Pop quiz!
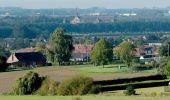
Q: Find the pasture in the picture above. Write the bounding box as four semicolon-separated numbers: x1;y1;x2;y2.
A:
0;64;157;94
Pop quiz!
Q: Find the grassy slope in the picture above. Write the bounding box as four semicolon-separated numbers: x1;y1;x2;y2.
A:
0;96;170;100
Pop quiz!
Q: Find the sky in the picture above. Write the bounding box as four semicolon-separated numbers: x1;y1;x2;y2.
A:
0;0;170;9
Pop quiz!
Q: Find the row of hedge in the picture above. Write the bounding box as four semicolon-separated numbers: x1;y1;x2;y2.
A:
94;74;167;85
101;80;170;91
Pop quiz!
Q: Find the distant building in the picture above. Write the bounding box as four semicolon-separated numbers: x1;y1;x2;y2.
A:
70;16;81;24
119;13;137;16
148;42;162;46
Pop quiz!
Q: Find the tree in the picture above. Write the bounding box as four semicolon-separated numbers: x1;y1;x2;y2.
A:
114;42;135;67
0;55;8;72
36;41;47;56
165;59;170;76
48;28;74;65
159;43;170;57
90;38;113;67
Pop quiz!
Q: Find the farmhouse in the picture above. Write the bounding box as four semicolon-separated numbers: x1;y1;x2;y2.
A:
6;48;46;67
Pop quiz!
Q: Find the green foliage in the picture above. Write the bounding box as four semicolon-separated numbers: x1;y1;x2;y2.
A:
48;28;74;65
36;41;47;56
13;71;45;95
58;76;93;96
37;78;59;96
165;59;170;76
159;45;169;57
90;38;113;66
0;55;8;72
114;42;135;67
123;84;136;96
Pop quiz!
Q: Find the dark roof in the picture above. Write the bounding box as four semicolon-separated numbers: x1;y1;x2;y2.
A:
15;52;46;62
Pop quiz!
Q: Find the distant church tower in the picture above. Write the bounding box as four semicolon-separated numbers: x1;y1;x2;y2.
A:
70;8;81;24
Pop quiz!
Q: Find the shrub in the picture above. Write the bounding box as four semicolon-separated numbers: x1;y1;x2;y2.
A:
89;85;101;94
123;84;136;96
37;78;59;96
13;71;45;95
0;55;8;72
58;76;93;95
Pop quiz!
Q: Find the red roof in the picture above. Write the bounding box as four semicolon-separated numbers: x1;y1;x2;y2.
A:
73;44;94;54
134;45;158;56
15;47;37;53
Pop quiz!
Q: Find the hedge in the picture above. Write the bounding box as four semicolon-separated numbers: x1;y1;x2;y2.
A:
94;74;167;85
101;79;170;91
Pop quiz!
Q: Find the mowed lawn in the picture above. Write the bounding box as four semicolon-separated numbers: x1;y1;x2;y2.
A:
1;96;170;100
0;64;157;94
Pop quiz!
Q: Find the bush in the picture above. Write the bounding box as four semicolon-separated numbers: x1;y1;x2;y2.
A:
0;55;8;72
58;76;93;95
123;84;136;96
37;78;59;96
13;71;45;95
89;85;101;94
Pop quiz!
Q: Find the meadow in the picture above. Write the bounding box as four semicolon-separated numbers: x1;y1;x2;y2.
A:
0;64;157;94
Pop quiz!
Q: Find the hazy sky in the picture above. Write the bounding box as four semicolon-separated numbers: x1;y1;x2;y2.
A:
0;0;170;9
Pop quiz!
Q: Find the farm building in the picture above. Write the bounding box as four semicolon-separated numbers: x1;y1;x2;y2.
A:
7;48;46;67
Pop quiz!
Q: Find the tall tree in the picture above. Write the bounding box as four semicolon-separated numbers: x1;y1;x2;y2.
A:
36;42;47;56
90;38;113;67
48;28;74;65
114;42;135;67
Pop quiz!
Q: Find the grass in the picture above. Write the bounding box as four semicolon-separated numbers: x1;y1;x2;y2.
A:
68;64;157;76
1;96;170;100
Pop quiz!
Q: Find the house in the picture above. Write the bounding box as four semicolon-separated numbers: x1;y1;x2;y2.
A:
7;48;46;67
70;44;94;61
135;45;159;64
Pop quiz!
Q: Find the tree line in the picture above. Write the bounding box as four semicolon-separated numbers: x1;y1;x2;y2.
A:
2;21;170;38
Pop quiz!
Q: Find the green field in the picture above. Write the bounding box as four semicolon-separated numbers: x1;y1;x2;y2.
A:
1;96;170;100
